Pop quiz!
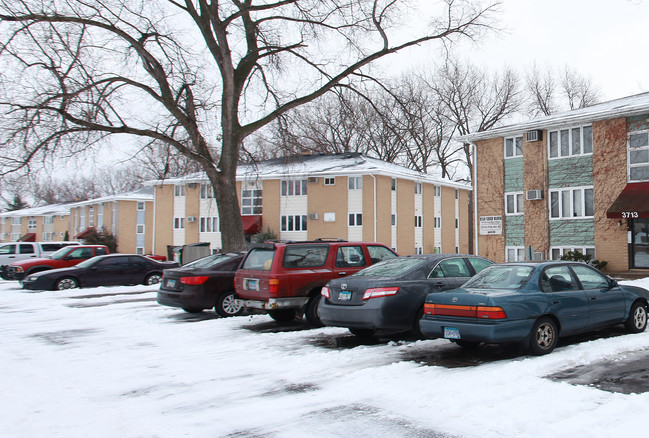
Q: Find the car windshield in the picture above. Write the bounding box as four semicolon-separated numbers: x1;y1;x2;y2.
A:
75;257;100;268
463;265;534;290
183;254;232;269
352;257;425;277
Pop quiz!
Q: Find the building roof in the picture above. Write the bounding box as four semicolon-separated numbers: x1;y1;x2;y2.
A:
0;203;71;218
460;91;649;143
148;153;471;190
67;186;154;208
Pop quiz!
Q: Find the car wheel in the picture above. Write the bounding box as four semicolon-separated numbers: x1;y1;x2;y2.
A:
268;309;297;323
215;291;244;317
624;301;648;333
528;317;558;355
144;273;162;285
349;328;376;338
56;277;79;291
454;340;481;349
304;294;324;327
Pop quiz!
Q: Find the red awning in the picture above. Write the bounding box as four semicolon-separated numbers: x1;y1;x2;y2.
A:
19;233;36;242
241;215;262;234
607;182;649;218
74;227;96;239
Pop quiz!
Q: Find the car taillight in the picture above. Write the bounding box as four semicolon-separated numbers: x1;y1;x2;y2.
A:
180;276;209;285
321;286;331;299
269;278;279;296
362;287;399;300
423;303;507;319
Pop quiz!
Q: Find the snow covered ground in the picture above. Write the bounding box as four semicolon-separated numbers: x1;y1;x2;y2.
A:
2;278;649;438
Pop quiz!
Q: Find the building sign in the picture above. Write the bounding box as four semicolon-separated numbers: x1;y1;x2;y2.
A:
479;216;502;235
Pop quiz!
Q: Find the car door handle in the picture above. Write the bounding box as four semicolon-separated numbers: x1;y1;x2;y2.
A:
590;297;597;300
552;301;560;304
338;272;347;276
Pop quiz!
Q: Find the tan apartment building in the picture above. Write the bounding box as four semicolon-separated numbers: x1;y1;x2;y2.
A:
0;204;70;242
462;91;649;273
148;153;471;256
68;187;155;254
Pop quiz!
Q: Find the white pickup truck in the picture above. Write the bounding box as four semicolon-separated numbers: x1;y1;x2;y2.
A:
0;241;80;278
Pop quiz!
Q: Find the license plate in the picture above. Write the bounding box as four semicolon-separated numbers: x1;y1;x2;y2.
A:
244;278;259;291
444;327;461;339
166;279;176;288
338;291;352;301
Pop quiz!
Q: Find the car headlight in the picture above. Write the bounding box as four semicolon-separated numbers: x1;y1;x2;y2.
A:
15;267;24;273
27;276;38;281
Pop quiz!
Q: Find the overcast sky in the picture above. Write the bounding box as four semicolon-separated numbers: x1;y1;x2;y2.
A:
454;0;649;101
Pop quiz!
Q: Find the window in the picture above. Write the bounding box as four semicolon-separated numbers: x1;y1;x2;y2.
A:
455;218;459;229
174;185;185;197
415;247;423;254
505;192;525;215
434;186;441;197
0;244;16;255
415;183;422;194
391;214;396;226
43;216;54;225
541;266;578;293
549;125;592;159
88;207;94;227
324;177;335;186
434;217;441;228
136;247;144;255
137;202;145;211
550;247;595;260
19;244;34;254
571;264;609;289
200;217;220;233
366;246;397;263
391;179;396;191
467;257;494;274
281;215;307;232
27;219;37;229
136;224;145;234
506;246;526;262
283;245;328;268
11;217;21;225
241;189;262;215
415;216;422;228
429;258;471;278
200;183;215;199
455;189;459;199
174;218;185;229
335;246;366;267
628;131;649;182
549;187;594;218
505;135;523;158
281;180;307;196
348;176;363;190
348;213;362;227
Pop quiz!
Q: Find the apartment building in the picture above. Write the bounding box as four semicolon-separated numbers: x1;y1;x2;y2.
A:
463;91;649;272
0;204;70;242
149;153;471;256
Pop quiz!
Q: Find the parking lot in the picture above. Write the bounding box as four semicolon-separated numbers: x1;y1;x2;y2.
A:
2;279;649;437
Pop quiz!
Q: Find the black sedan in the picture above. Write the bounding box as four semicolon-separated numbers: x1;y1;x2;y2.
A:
419;261;649;355
318;254;493;337
22;254;179;291
157;252;245;316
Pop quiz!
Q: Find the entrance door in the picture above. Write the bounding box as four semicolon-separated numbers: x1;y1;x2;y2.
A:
631;218;649;268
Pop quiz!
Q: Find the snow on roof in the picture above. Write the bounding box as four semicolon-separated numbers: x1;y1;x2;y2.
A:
0;203;71;218
67;186;154;208
460;91;649;143
148;153;471;190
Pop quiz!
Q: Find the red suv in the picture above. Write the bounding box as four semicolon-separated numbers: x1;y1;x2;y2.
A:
235;239;397;324
6;245;109;282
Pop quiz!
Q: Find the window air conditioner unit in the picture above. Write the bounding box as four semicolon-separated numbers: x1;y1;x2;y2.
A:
308;213;319;220
187;183;197;188
526;190;543;201
187;216;197;222
307;177;319;184
525;130;543;142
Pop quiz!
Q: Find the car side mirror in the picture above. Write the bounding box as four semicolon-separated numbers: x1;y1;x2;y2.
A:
609;279;618;288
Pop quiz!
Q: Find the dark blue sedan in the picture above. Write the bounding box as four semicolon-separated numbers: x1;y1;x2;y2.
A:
419;261;649;355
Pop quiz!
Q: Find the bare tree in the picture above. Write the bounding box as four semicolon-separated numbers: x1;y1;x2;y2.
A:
525;64;556;117
560;65;601;110
0;0;499;251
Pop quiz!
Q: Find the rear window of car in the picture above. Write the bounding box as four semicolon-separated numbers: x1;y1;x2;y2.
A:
464;265;534;290
40;243;67;252
353;257;425;277
242;248;275;271
185;254;231;269
283;245;329;268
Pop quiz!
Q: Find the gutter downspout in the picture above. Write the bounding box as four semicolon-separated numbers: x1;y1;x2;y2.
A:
472;143;479;256
370;174;377;242
152;187;157;255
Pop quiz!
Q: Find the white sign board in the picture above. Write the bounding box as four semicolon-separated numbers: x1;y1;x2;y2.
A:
479;216;503;235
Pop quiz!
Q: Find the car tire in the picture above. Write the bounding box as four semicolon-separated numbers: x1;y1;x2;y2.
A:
304;294;324;327
144;273;162;285
215;291;244;317
624;301;648;333
349;328;376;338
268;309;297;323
56;277;79;291
528;317;558;355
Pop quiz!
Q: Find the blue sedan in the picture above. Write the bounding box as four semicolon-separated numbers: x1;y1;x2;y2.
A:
419;261;649;355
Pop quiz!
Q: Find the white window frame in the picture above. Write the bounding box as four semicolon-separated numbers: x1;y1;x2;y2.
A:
505;192;525;216
281;215;307;231
136;224;145;234
548;125;593;159
434;185;441;197
27;219;37;229
324;177;336;186
200;183;215;199
551;246;595;260
136;247;145;255
506;246;526;262
628;130;649;182
414;215;422;228
241;189;262;215
281;180;307;196
414;183;422;194
391;214;396;226
434;217;441;228
11;217;21;225
504;135;523;158
348;213;363;227
43;216;54;225
174;184;185;197
137;202;145;211
174;217;185;229
200;217;219;233
348;176;363;190
549;186;594;219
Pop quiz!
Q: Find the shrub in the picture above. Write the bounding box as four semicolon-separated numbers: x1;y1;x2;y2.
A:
559;250;608;271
